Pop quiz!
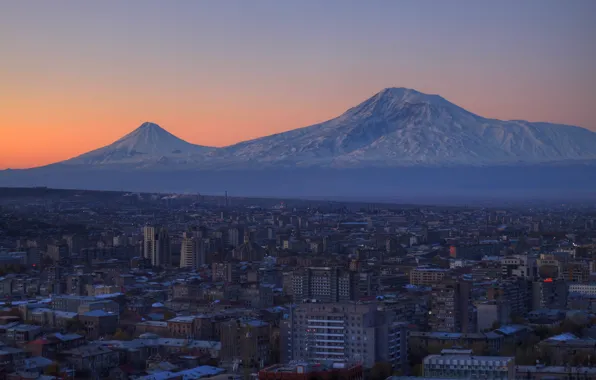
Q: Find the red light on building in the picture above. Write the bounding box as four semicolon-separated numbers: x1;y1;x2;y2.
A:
544;278;553;282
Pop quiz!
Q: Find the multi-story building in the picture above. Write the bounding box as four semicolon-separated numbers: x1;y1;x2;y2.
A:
47;243;69;263
538;334;596;366
212;262;240;283
531;278;568;310
258;361;363;380
143;226;171;267
281;303;408;370
562;261;591;283
423;349;514;380
429;278;475;333
179;233;205;270
292;267;355;303
52;295;120;314
227;226;245;248
515;365;596;380
168;316;196;338
410;332;504;356
79;310;119;340
488;277;531;317
501;255;538;280
220;319;271;367
409;267;448;286
476;300;510;332
569;283;596;296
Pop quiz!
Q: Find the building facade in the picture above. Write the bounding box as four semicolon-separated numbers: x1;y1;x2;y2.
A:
281;303;408;370
423;350;514;380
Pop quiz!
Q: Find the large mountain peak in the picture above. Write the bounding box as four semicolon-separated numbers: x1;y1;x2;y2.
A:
225;87;596;167
341;87;457;122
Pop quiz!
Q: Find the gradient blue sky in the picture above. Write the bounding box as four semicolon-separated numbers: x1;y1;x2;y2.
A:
1;0;595;168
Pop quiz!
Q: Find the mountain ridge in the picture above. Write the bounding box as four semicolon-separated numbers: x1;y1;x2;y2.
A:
2;83;596;202
13;87;596;169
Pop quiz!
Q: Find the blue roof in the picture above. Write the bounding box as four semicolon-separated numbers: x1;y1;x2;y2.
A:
83;310;116;317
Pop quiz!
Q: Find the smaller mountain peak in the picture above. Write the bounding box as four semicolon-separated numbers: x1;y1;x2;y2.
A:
138;122;163;130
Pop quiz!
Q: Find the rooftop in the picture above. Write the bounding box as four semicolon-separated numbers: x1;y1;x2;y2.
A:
135;365;224;380
261;361;360;374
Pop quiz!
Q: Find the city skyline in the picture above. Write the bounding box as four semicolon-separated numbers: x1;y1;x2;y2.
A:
1;0;595;169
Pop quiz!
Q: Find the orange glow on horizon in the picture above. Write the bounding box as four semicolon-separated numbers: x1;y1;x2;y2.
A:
2;1;594;170
2;85;594;170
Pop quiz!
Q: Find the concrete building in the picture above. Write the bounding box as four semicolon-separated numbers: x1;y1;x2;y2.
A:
292;267;355;303
531;279;568;310
281;303;408;370
79;310;119;340
429;278;475;333
409;267;448;286
514;365;596;380
227;226;245;248
258;362;363;380
220;319;271;368
476;301;510;332
488;278;531;317
423;349;514;379
569;283;596;296
143;226;171;267
180;233;205;270
501;255;538;281
410;332;504;356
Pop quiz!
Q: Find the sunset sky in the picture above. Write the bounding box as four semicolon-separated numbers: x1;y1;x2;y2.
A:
1;0;595;169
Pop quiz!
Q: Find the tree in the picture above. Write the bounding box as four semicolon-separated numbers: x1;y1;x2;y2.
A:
370;362;393;380
65;319;85;333
553;319;583;336
510;312;526;325
411;364;424;377
113;328;132;341
163;310;176;320
44;362;60;376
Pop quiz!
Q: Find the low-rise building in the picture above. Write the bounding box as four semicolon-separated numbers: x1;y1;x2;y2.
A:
79;310;119;339
259;361;363;380
423;349;514;379
63;344;119;373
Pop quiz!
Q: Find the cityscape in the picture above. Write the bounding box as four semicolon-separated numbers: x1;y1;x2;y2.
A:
0;188;595;379
1;1;595;380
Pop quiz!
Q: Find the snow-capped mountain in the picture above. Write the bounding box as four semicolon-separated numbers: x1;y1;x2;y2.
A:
3;89;596;200
65;122;213;166
45;88;596;169
219;88;596;167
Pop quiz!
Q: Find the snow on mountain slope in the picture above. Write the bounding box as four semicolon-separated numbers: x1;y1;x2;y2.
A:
220;88;596;167
58;89;596;169
65;122;214;166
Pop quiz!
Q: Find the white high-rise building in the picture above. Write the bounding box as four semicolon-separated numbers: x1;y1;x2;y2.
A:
281;303;408;370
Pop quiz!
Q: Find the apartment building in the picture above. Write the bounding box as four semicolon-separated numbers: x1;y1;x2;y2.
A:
429;278;475;333
569;283;596;296
281;302;408;370
292;267;355;303
409;267;447;286
423;349;514;380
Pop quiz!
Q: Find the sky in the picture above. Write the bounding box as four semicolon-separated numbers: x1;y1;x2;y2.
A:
1;0;595;169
